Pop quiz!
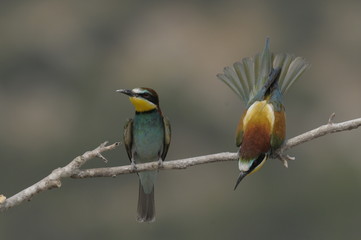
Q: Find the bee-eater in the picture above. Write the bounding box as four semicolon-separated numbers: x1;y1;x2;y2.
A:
117;87;171;222
217;38;309;189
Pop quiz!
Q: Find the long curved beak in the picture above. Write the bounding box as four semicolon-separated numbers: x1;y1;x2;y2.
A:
116;89;133;96
234;171;247;190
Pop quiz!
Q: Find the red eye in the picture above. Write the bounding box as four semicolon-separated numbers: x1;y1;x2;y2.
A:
142;93;151;98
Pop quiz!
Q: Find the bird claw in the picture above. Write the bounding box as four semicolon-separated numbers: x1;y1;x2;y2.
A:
157;159;164;168
277;154;295;168
131;161;137;171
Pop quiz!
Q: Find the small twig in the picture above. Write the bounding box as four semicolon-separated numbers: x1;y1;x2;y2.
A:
279;117;361;152
328;112;336;124
0;195;6;204
273;115;361;165
0;142;120;211
97;153;109;163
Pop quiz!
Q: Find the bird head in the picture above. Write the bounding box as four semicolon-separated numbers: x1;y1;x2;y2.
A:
116;87;159;112
234;153;268;190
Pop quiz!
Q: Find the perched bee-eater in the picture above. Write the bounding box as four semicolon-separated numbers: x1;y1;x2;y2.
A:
117;87;171;222
217;38;309;189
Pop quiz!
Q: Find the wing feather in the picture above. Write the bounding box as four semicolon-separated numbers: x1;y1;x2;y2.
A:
161;116;171;161
123;118;133;161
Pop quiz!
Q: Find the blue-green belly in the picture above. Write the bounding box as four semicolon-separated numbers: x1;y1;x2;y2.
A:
133;111;164;193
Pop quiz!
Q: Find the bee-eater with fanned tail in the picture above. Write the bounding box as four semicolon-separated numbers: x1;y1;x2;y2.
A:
117;87;171;222
217;38;309;189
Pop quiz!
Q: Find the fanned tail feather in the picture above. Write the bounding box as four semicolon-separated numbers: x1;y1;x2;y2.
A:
273;54;309;94
217;37;309;105
217;66;247;102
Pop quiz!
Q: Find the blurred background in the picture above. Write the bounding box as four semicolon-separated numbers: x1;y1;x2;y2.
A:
1;0;361;239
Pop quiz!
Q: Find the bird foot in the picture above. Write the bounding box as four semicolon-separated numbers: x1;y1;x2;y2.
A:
157;159;164;168
131;161;137;171
277;154;295;168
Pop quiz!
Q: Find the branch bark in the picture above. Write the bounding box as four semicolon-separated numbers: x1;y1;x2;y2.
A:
0;142;120;211
1;115;360;211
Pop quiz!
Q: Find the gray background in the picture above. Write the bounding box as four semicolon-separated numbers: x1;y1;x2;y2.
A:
1;1;361;239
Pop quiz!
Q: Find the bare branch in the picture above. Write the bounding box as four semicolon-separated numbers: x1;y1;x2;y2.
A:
0;142;120;211
278;116;361;152
72;116;361;178
273;115;361;166
71;152;238;178
1;116;361;211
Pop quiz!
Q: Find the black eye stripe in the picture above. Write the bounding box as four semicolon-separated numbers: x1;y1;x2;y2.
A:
132;88;159;105
140;93;151;99
137;92;158;105
248;153;265;173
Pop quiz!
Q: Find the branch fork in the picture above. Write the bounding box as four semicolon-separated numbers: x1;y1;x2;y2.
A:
0;141;120;211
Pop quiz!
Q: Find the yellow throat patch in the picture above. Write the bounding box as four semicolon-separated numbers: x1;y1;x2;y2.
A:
129;97;157;112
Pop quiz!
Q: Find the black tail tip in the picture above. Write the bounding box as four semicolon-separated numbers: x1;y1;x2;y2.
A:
234;171;247;190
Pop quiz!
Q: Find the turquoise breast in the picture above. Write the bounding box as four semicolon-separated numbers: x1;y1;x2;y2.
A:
133;110;164;163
